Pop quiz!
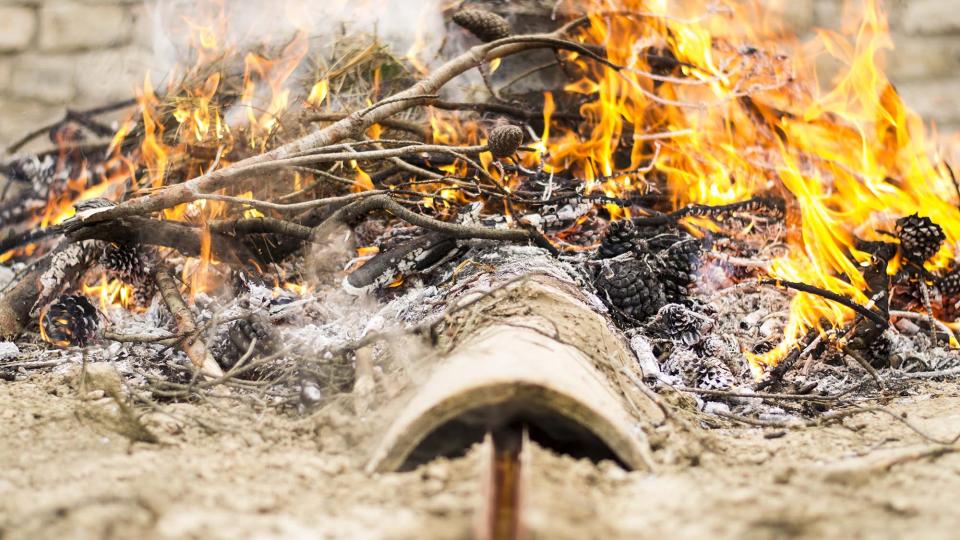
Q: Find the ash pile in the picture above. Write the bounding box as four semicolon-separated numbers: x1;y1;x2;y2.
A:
0;1;959;429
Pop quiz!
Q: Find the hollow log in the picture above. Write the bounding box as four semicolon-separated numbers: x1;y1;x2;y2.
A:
367;275;658;473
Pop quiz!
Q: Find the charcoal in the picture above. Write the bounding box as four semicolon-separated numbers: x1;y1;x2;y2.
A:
644;47;680;75
41;295;99;347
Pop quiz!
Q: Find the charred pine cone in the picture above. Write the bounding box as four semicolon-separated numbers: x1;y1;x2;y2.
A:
939;268;960;298
41;295;99;347
211;313;280;373
848;243;894;368
597;219;679;259
662;347;735;391
649;303;707;346
597;219;702;306
896;213;945;265
100;243;156;305
594;258;666;323
452;8;511;42
657;236;702;304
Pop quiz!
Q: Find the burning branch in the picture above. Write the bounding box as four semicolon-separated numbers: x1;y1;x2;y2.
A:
66;23;607;223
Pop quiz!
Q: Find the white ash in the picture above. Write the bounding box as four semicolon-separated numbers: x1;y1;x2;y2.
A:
0;342;19;360
0;266;16;290
701;401;731;416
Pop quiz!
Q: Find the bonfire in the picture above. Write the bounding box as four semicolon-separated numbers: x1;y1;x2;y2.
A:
3;0;960;538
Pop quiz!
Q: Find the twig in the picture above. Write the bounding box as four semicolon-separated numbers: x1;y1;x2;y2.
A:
102;330;180;344
843;348;885;390
152;265;223;378
675;386;841;402
6;98;138;154
309;113;431;140
892;366;960;380
313;194;558;254
760;279;888;328
65;216;258;265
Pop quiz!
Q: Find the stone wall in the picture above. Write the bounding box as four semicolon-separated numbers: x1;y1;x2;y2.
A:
0;0;152;147
0;0;957;148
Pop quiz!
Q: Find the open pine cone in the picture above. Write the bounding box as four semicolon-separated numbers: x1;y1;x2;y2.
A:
41;295;99;347
896;213;945;264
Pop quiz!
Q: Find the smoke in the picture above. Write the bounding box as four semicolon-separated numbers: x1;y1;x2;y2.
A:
147;0;448;78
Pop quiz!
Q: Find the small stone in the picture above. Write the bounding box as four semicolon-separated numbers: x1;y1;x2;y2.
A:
77;362;122;397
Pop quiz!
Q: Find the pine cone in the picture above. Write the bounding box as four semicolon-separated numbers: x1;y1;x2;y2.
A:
211;313;280;372
594;258;666;323
42;295;99;347
487;124;523;158
597;219;691;259
939;268;960;297
658;236;702;303
662;347;734;390
452;8;511;42
699;335;747;378
101;243;155;305
693;356;735;390
652;303;704;346
101;243;145;282
597;220;643;259
896;214;945;264
866;334;892;369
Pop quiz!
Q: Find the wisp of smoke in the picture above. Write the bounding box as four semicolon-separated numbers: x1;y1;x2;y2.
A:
147;0;447;77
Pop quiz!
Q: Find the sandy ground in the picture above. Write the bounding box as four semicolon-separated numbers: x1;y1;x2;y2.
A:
2;372;960;540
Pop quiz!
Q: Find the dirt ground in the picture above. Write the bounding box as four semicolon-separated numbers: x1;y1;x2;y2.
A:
2;371;960;540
